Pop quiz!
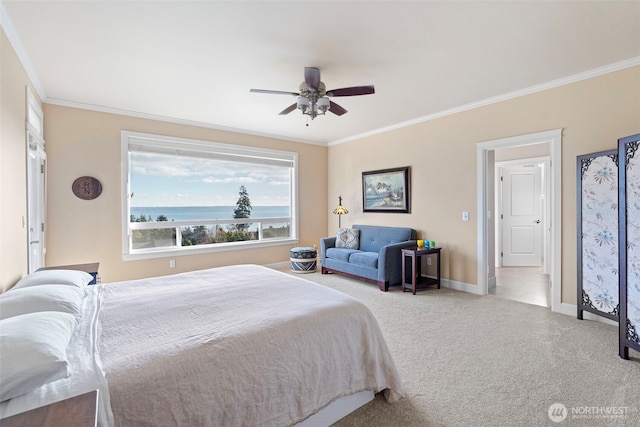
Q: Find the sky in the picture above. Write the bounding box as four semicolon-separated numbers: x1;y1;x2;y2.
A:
130;152;291;207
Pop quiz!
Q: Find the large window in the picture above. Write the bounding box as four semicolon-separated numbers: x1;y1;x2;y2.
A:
121;131;298;260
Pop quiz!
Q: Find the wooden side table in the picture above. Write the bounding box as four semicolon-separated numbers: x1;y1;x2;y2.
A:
38;262;100;285
401;247;441;294
0;390;98;427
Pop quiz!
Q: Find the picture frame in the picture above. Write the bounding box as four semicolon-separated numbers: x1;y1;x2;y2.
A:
362;166;410;213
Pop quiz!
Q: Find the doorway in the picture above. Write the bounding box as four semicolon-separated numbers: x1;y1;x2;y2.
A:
490;266;550;307
476;129;562;312
26;88;46;273
491;157;551;307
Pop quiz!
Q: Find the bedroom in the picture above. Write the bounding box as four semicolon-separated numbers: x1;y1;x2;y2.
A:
1;1;640;425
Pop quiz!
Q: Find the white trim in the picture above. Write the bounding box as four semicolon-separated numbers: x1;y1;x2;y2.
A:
26;89;44;137
265;261;291;270
2;0;637;149
329;57;640;146
558;303;618;327
123;238;299;262
25;87;47;273
123;130;297;166
121;131;299;260
49;99;325;147
3;0;636;152
494;156;550;167
441;278;484;295
0;3;47;100
477;129;563;313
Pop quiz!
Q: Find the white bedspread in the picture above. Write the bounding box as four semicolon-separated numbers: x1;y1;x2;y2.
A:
98;264;403;426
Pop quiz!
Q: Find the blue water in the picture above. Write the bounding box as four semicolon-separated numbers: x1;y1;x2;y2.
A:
131;206;290;221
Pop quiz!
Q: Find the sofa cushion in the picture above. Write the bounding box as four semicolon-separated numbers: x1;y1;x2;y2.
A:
326;248;359;262
349;251;378;269
355;225;414;253
335;228;360;249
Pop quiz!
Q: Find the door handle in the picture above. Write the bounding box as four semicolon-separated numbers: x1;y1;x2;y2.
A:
29;240;40;244
534;220;541;224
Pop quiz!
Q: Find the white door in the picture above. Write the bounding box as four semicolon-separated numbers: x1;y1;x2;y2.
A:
27;130;46;273
501;165;542;266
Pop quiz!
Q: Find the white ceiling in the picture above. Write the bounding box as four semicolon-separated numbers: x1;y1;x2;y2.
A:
2;1;639;145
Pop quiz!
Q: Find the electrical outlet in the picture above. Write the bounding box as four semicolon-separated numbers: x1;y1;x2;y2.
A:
169;259;176;268
426;258;432;266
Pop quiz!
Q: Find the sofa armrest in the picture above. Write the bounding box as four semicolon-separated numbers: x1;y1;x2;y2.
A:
320;236;337;263
378;240;416;285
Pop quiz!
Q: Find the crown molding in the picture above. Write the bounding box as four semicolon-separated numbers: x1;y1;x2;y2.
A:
46;99;326;146
3;1;637;148
329;57;640;146
0;1;47;100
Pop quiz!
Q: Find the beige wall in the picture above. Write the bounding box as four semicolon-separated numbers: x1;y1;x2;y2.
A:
0;28;41;292
42;105;328;282
328;66;640;304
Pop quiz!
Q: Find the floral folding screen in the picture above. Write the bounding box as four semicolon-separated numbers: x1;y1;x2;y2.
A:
618;133;640;359
577;149;619;322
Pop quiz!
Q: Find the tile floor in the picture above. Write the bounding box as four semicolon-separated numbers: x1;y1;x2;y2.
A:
490;266;550;308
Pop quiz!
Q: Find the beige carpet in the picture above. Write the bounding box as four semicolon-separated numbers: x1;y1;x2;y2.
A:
273;266;640;427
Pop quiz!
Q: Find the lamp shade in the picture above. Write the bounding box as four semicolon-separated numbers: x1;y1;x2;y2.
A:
333;205;349;215
333;196;348;228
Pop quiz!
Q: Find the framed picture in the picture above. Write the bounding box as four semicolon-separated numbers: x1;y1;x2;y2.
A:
362;166;410;213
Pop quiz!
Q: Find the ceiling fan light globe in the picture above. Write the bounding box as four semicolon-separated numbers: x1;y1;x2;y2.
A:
317;97;330;114
296;96;309;112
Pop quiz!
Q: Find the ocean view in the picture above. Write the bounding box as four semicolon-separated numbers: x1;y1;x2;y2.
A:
130;205;290;222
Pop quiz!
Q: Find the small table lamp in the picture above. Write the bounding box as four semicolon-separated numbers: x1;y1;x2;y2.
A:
333;196;349;228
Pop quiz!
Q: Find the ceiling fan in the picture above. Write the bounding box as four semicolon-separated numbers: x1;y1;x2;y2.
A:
250;67;375;120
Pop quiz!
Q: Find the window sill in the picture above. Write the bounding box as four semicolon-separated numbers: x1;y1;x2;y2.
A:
123;238;299;261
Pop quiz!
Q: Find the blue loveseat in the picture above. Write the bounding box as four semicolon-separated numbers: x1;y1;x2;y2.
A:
320;224;416;291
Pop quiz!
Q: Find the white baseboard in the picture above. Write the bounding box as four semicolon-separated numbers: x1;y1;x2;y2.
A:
273;264;617;328
440;277;484;295
434;277;617;327
558;302;618;326
265;261;290;270
488;275;496;290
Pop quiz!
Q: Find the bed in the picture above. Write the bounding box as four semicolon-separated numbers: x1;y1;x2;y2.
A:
0;264;404;426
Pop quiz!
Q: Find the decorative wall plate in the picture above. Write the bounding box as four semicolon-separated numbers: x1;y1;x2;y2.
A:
72;176;102;200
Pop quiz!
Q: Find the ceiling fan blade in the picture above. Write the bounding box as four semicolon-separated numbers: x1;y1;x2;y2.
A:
326;85;375;97
250;89;299;96
329;101;347;116
278;103;297;115
304;67;321;91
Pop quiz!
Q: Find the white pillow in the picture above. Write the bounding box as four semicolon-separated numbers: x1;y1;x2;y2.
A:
0;311;78;401
0;285;85;320
336;228;360;249
11;269;93;291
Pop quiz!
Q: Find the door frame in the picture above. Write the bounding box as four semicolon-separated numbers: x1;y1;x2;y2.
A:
477;129;562;312
495;157;550;271
26;87;46;273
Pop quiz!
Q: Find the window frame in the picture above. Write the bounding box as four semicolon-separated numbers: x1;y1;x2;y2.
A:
121;131;299;261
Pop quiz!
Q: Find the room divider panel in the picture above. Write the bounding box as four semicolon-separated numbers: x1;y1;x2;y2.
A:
618;133;640;359
577;149;620;322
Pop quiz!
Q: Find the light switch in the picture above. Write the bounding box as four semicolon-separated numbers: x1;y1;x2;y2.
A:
462;211;469;222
